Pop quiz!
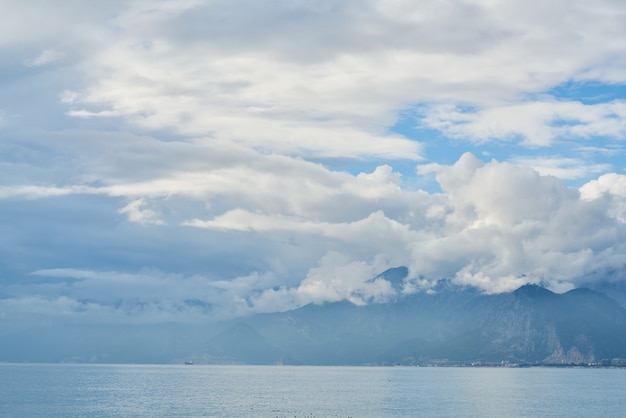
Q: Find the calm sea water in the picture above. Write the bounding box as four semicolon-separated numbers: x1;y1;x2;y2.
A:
1;364;625;417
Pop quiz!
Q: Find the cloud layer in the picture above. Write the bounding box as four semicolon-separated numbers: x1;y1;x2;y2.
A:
4;153;626;322
1;0;626;324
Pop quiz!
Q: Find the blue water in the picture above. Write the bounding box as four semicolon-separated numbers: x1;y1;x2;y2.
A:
1;364;625;417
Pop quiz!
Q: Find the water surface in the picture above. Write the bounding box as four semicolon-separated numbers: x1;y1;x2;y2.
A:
1;364;624;417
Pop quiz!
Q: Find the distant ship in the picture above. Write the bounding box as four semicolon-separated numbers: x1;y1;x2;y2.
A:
184;361;193;365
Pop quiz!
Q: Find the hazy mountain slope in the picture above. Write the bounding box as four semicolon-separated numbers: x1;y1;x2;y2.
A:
199;284;626;365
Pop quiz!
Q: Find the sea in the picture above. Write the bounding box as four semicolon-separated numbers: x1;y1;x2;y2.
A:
1;363;625;417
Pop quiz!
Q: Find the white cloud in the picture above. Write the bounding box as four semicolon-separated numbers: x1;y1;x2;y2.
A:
53;0;626;158
580;173;626;200
419;100;626;146
510;156;612;180
250;252;396;312
0;185;98;199
580;173;626;222
185;210;411;242
118;199;165;225
294;252;395;306
24;49;65;67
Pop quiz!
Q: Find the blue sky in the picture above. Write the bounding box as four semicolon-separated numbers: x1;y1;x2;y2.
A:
2;0;626;325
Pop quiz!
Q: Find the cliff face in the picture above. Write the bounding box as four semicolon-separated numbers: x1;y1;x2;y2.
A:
468;285;626;363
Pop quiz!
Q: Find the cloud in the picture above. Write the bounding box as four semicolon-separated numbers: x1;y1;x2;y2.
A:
295;252;395;305
4;151;626;319
510;156;612;180
418;100;626;146
407;153;626;292
249;252;397;312
0;185;98;199
24;49;65;67
212;153;626;304
3;0;626;327
19;268;241;321
580;173;626;222
185;209;412;243
118;199;165;225
580;173;626;200
56;0;626;158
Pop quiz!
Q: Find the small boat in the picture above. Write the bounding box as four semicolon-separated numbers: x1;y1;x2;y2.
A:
184;361;193;365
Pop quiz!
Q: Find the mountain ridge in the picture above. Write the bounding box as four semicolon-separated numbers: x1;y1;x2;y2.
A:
208;282;626;366
3;275;626;365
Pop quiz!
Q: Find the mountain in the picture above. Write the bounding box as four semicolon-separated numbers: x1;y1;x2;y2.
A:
4;270;626;365
198;283;626;366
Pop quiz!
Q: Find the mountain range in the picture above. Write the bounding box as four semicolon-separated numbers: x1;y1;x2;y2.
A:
198;269;626;366
3;267;626;365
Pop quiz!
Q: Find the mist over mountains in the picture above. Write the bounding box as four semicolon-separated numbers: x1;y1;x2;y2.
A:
3;267;626;366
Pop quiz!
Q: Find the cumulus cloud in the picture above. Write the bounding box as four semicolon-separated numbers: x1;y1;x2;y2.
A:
580;173;626;223
408;154;626;293
211;153;626;303
581;173;626;200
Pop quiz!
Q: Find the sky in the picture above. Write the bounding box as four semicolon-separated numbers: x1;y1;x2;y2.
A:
2;0;626;327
